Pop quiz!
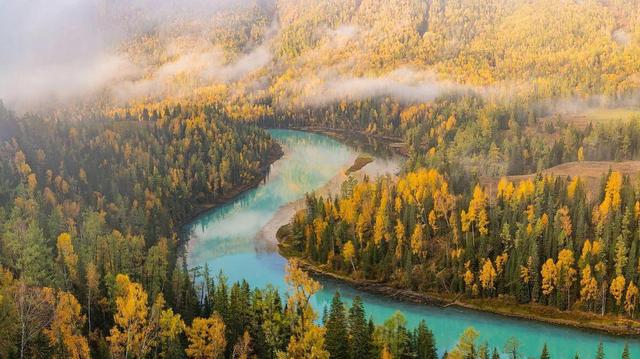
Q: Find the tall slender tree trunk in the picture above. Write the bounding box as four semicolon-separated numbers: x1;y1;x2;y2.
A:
601;280;607;316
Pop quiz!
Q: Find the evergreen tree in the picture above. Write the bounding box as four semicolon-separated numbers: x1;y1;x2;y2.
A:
596;342;605;359
540;343;550;359
413;320;438;359
325;292;349;359
368;319;378;359
621;343;629;359
348;296;373;359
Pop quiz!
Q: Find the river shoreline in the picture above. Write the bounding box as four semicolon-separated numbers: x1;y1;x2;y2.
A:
277;224;640;337
179;142;284;230
290;126;409;157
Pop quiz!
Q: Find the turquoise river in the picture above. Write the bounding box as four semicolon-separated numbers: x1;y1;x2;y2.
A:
186;129;639;358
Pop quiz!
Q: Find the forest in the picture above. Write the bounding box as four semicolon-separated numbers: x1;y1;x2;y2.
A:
0;103;281;357
284;168;640;321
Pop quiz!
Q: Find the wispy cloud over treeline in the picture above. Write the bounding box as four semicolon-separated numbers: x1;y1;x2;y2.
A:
0;0;273;110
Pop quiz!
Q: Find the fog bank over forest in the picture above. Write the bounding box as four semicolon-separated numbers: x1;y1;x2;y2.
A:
1;0;638;112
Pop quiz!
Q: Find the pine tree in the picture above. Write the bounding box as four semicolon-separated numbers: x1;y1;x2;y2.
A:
348;296;373;359
368;319;378;358
540;343;550;359
621;343;629;359
414;320;437;359
595;342;605;359
325;292;349;359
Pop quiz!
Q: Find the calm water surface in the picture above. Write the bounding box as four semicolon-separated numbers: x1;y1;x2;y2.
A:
187;129;639;358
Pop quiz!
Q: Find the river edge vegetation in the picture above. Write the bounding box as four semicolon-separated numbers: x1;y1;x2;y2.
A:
279;167;640;336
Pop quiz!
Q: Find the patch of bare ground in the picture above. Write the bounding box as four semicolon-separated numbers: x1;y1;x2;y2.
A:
482;161;640;199
540;107;640;131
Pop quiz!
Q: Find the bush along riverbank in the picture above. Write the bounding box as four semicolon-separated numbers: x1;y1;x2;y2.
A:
276;167;640;336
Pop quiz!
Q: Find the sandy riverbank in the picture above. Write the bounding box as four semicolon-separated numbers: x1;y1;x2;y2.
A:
255;151;401;245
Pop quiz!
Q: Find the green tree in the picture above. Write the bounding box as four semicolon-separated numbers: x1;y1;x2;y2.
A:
540;343;550;359
414;320;437;359
348;296;373;359
595;342;605;359
621;343;629;359
376;311;410;359
325;292;349;359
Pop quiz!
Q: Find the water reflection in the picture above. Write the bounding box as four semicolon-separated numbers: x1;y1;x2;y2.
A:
187;129;354;264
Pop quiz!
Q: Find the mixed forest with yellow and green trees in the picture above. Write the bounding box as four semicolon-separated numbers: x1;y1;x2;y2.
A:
1;0;640;358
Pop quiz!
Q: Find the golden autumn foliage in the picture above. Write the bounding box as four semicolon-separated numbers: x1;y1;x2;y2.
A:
556;250;577;290
598;171;623;219
479;259;497;292
343;241;356;272
461;185;489;236
541;259;557;296
56;233;78;284
610;275;626;306
108;274;154;358
496;178;514;201
579;265;598;305
567;177;581;200
577;147;584;162
291;164;640;319
3;2;640;353
410;225;425;258
281;260;329;359
45;291;90;359
186;315;226;359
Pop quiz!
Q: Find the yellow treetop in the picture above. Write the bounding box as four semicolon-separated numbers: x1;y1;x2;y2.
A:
567;177;581;200
45;291;90;359
108;274;153;358
610;275;626;306
479;259;497;292
410;224;425;258
497;178;514;201
343;241;356;272
579;265;598;304
514;179;535;202
577;146;584;162
56;233;79;283
186;315;226;359
599;171;623;219
541;258;557;296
